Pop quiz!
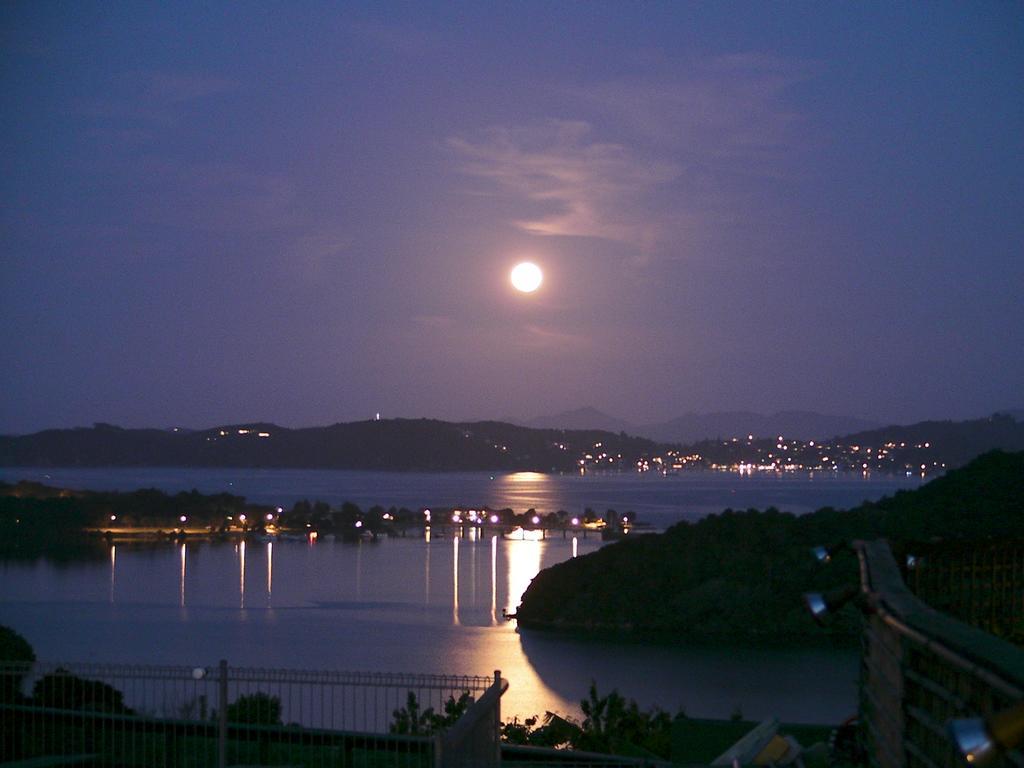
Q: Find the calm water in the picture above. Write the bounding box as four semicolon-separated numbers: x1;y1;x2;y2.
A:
0;466;923;529
0;467;923;724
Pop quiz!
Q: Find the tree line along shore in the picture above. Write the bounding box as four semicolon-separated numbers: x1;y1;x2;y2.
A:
0;480;635;559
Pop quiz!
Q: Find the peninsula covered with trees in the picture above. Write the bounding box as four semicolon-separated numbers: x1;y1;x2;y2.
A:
515;450;1024;640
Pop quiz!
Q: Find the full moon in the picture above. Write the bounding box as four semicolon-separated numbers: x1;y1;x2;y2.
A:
510;262;543;293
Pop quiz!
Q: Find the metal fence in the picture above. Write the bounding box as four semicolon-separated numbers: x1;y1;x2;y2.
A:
856;539;1024;768
0;659;498;767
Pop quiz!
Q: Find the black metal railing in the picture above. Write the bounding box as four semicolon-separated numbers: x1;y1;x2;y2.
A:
0;659;498;767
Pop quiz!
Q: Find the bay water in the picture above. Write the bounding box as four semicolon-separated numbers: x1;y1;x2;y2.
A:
0;467;922;724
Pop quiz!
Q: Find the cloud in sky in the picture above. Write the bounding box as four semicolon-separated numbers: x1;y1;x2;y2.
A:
579;54;813;161
449;54;813;255
449;120;679;247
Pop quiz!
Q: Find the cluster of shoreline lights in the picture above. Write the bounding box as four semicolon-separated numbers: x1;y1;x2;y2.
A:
618;435;944;477
424;508;619;532
124;507;285;533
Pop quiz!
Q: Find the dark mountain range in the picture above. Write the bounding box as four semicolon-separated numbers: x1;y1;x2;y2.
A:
2;414;1020;474
0;419;661;473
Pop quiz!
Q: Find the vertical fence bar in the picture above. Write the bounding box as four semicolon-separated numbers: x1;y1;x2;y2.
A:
218;659;228;768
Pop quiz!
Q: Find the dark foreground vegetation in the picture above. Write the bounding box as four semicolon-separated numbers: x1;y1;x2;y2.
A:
516;450;1024;640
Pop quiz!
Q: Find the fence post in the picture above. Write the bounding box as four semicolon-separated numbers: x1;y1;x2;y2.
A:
218;659;228;768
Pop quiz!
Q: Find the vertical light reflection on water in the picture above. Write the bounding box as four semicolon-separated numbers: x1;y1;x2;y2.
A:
572;536;578;558
490;535;497;625
109;545;116;603
266;541;273;604
424;529;431;606
239;539;246;609
179;542;187;608
470;532;477;607
452;535;460;626
506;539;543;616
356;542;362;599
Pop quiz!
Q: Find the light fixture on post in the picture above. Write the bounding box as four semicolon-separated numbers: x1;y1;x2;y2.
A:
948;701;1024;765
803;585;862;626
811;542;851;565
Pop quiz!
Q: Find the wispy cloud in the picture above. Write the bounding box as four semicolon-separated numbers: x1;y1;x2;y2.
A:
450;120;679;247
449;53;814;257
578;54;814;173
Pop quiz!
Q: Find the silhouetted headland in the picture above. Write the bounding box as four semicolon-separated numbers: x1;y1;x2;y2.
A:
514;450;1024;641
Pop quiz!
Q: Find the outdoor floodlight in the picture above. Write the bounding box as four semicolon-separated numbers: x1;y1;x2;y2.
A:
803;585;861;626
805;592;829;622
811;542;850;564
949;702;1024;765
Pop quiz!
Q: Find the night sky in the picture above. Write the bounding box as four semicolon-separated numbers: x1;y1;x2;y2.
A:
2;3;1022;435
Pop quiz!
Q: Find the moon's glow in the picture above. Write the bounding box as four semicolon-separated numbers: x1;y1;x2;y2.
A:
510;262;543;293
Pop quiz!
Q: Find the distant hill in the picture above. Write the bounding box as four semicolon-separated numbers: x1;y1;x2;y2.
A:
2;414;1020;474
833;415;1024;467
0;419;662;473
638;410;882;443
525;407;633;434
516;450;1024;639
524;407;881;442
